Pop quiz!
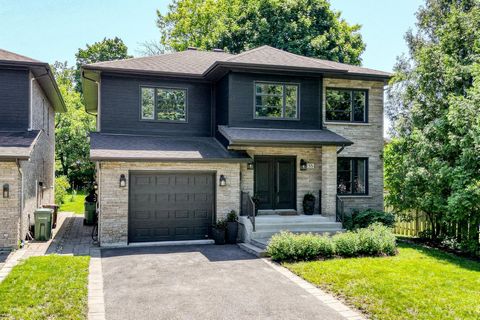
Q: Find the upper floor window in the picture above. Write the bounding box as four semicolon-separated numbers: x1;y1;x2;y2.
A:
326;88;367;123
337;157;368;195
141;87;187;122
254;82;299;120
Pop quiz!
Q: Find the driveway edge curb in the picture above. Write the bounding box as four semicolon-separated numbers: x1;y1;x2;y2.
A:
88;248;106;320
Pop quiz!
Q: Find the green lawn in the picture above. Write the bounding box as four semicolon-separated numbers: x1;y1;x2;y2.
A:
59;191;85;214
285;242;480;320
0;255;90;320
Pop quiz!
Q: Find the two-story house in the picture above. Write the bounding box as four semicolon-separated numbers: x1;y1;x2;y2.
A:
82;46;390;247
0;49;65;249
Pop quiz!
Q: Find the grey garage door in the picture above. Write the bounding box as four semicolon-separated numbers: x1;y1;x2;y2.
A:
129;172;215;242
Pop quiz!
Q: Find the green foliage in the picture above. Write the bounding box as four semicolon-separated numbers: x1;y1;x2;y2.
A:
356;223;397;256
344;209;395;230
267;224;396;261
332;232;359;257
59;191;86;214
53;62;96;188
155;0;365;64
55;176;70;205
226;210;238;222
267;232;334;261
75;37;132;92
214;218;227;229
385;0;480;255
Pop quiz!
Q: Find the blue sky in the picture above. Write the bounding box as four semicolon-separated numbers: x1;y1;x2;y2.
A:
0;0;423;72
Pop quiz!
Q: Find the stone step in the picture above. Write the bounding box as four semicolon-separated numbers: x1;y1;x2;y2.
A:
250;238;268;249
237;243;267;257
255;222;342;231
251;229;343;240
255;215;335;224
257;209;297;216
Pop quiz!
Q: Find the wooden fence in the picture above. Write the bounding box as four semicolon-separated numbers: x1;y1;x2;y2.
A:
393;212;430;237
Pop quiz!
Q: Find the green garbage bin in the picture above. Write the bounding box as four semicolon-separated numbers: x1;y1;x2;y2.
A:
84;202;96;225
34;208;53;241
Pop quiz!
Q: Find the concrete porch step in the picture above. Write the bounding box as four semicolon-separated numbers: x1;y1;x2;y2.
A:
254;223;343;232
237;243;267;257
251;229;343;240
255;215;335;224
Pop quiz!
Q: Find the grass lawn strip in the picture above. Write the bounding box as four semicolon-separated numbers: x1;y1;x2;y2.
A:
0;255;90;320
60;191;86;214
284;242;480;320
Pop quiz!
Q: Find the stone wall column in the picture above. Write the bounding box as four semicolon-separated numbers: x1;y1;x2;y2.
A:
321;146;337;216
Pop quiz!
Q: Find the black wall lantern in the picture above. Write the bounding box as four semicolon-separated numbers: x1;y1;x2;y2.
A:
219;175;227;186
119;174;127;188
3;184;9;198
247;162;254;170
300;159;307;171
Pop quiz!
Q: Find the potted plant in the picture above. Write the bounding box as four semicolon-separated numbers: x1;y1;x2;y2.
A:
303;192;316;215
212;219;227;245
226;210;238;244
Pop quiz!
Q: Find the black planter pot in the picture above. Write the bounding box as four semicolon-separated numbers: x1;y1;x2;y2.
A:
303;199;315;215
226;221;238;244
212;227;226;245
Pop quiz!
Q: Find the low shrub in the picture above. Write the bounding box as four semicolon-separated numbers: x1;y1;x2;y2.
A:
267;224;397;261
345;209;395;230
267;232;334;261
357;223;397;256
332;232;360;257
55;176;70;205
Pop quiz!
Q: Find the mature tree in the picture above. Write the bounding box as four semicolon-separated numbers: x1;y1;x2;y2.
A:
154;0;365;64
75;37;132;92
385;0;480;254
53;62;96;188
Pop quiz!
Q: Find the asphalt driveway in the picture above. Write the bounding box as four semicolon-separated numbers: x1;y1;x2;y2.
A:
101;245;345;320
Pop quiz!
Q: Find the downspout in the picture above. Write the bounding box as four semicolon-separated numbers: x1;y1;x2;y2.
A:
82;71;101;130
16;159;25;245
29;71;49;131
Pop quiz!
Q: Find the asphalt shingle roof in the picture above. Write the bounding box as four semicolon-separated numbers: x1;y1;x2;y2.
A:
218;126;353;147
83;45;391;79
0;131;41;160
90;132;251;162
0;49;41;64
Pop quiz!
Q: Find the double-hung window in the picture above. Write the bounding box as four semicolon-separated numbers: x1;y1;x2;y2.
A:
254;82;299;119
141;87;187;122
337;158;368;195
326;88;367;123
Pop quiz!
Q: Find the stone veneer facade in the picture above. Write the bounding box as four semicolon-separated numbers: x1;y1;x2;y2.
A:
96;161;241;246
323;78;385;212
0;77;55;249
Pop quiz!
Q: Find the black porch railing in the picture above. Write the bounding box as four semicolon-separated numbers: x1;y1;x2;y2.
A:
241;191;256;232
336;195;345;225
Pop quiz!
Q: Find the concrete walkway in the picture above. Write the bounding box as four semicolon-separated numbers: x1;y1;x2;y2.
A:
101;245;362;320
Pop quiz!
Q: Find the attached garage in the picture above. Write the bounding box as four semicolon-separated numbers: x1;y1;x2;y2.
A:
128;172;215;243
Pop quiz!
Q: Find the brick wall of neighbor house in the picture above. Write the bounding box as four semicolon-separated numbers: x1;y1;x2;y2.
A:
19;78;56;241
97;161;241;246
0;162;21;249
322;78;385;212
238;146;324;214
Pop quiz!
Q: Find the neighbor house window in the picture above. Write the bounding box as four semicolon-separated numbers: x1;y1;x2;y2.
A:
326;88;367;122
337;158;368;195
255;82;299;119
141;87;187;122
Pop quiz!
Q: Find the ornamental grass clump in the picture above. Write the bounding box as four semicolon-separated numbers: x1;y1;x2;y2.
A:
267;223;397;261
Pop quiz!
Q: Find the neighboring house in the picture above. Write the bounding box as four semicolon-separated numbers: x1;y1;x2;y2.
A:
82;45;390;247
0;49;66;250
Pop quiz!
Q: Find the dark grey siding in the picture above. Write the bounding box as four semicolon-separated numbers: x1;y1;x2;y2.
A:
215;75;229;127
0;68;29;130
228;72;322;129
100;74;212;136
